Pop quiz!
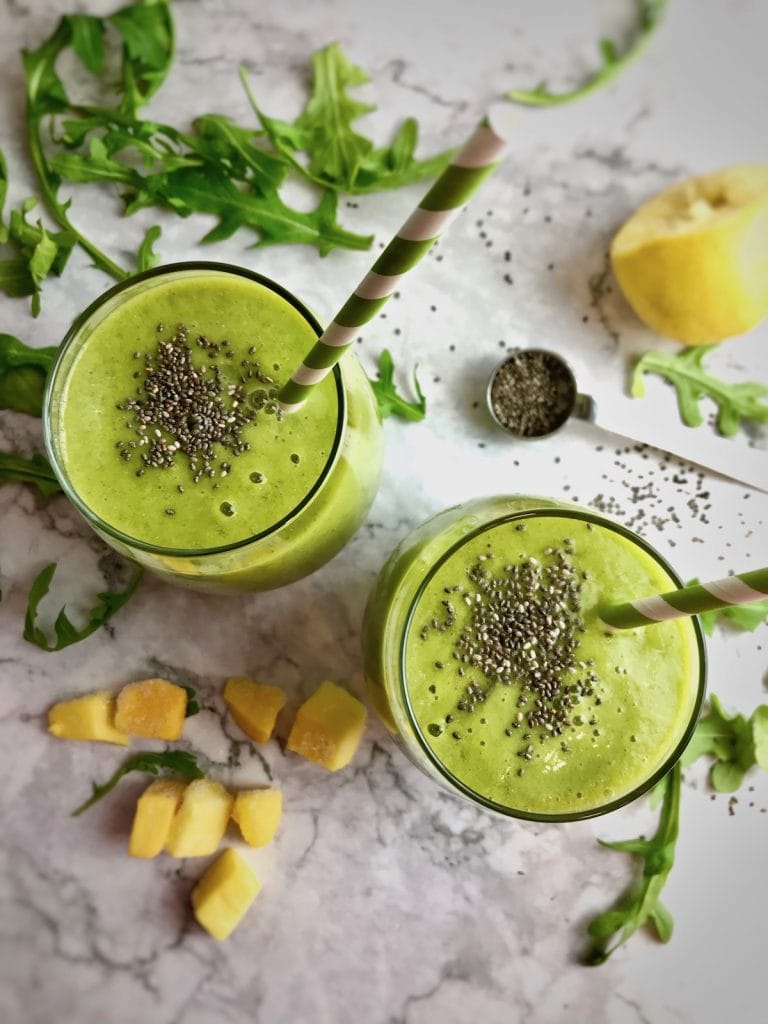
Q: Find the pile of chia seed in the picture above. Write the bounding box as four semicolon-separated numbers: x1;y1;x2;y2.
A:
490;349;575;437
422;532;604;768
115;323;281;487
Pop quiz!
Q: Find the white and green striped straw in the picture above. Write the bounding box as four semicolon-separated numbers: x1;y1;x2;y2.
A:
598;568;768;630
278;116;508;412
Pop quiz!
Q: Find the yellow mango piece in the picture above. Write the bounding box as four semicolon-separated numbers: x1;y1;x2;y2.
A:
231;789;282;848
48;690;129;746
129;779;187;858
191;848;260;941
165;779;233;858
223;677;286;744
115;678;187;740
286;682;367;771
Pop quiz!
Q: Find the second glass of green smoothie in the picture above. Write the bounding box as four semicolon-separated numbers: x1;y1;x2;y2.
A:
363;495;706;822
44;263;383;592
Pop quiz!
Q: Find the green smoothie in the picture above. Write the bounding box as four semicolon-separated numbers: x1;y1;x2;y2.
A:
363;497;704;819
46;265;383;591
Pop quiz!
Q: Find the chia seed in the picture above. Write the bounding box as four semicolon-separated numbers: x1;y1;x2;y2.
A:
489;350;576;437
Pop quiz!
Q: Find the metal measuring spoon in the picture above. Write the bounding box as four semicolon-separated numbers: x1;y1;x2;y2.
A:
486;348;768;493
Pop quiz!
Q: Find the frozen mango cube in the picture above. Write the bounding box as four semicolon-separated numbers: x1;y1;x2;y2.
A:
223;677;286;744
231;789;282;848
129;779;187;858
165;779;233;858
115;678;187;740
48;691;129;746
286;682;367;771
191;847;260;941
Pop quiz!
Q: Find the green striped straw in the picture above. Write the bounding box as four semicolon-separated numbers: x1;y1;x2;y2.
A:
598;568;768;630
278;116;508;412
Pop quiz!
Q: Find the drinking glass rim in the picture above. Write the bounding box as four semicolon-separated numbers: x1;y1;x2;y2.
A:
43;261;346;558
397;504;707;823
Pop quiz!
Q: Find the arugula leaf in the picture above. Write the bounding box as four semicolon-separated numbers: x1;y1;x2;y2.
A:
71;749;204;816
182;685;200;717
370;349;427;421
66;14;106;75
686;577;768;636
136;224;161;271
584;762;680;965
631;347;768;436
191;113;288;191
0;334;58;416
24;562;143;652
126;165;372;253
0;148;75;315
240;53;452;195
109;0;175;116
0;452;62;501
681;693;768;791
509;0;667;106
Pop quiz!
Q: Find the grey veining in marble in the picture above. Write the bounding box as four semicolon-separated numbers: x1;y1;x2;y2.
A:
1;1;767;1023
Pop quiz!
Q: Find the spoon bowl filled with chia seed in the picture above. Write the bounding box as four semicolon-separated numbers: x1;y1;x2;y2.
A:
487;348;594;439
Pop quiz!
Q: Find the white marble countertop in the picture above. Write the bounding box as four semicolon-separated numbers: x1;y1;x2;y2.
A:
1;1;767;1022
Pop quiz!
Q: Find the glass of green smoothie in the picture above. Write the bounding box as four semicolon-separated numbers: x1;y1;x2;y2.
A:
44;263;383;592
362;495;706;821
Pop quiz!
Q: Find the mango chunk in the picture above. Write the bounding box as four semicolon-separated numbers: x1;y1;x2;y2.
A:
115;678;187;740
231;789;282;848
191;848;260;941
165;779;233;858
223;677;286;744
129;779;187;858
48;691;129;746
286;682;367;771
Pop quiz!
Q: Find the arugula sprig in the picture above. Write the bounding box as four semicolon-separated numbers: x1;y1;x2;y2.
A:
509;0;667;107
24;562;143;652
240;47;452;195
21;0;176;281
71;750;204;816
631;346;768;436
0;150;76;316
0;452;62;502
369;349;427;421
681;694;768;792
584;763;680;965
0;334;58;416
586;692;768;964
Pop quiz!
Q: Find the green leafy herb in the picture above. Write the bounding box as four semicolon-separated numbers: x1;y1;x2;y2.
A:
183;685;200;717
0;334;58;416
681;694;768;792
0;149;76;315
241;49;452;194
0;452;62;502
370;349;427;421
509;0;667;106
584;762;679;965
71;749;204;816
136;224;161;271
24;562;143;652
631;346;768;436
687;577;768;636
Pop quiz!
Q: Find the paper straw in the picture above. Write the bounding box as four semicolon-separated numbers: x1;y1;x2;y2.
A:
598;568;768;630
278;116;508;412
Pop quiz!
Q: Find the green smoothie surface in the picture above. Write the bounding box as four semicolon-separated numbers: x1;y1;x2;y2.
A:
404;514;700;815
57;271;340;549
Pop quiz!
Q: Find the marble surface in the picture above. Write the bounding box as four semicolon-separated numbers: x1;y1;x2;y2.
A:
1;1;768;1022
